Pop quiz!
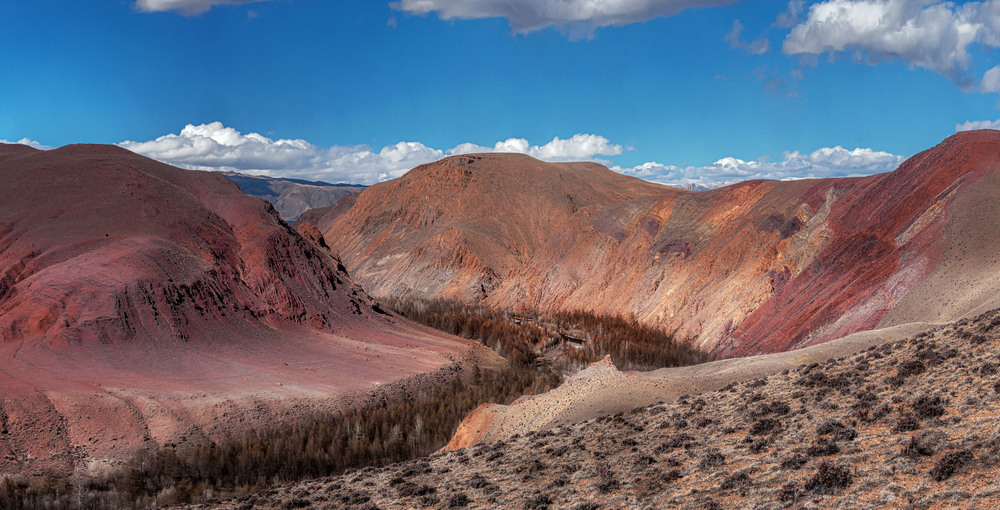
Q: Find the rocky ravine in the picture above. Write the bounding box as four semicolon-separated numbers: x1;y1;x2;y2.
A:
0;143;494;477
309;131;1000;356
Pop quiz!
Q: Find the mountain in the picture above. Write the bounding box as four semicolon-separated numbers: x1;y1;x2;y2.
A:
309;153;670;302
308;131;1000;356
222;307;1000;509
0;143;490;476
222;172;365;220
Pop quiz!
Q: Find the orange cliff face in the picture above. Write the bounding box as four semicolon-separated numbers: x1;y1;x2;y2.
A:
0;143;491;476
312;131;1000;357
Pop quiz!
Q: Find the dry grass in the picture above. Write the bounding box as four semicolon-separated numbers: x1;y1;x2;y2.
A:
191;309;1000;509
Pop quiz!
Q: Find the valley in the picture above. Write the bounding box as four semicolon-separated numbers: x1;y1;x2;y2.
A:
1;130;999;509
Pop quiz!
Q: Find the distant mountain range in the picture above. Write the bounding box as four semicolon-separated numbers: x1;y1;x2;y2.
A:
222;172;365;220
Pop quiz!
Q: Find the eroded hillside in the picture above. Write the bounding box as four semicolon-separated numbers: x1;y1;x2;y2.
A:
310;131;1000;355
0;143;490;476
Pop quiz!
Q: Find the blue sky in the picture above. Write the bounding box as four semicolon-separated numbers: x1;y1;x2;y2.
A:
1;0;999;185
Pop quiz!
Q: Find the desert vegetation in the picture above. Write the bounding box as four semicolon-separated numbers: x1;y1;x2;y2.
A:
0;300;709;509
384;298;712;372
205;308;1000;509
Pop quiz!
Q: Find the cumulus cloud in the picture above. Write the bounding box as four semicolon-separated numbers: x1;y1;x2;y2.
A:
134;0;266;16
120;123;908;187
119;123;625;184
449;134;623;162
612;145;905;186
782;0;1000;91
956;118;1000;131
0;138;51;150
391;0;737;37
119;122;444;183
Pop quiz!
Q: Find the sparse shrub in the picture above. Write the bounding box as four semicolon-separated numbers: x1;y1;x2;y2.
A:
750;400;791;418
524;493;553;510
663;469;684;483
894;414;921;433
699;451;725;470
903;431;946;457
749;417;782;435
779;481;801;502
912;394;947;420
781;453;808;470
574;504;600;510
816;419;857;441
397;482;436;498
467;474;490;489
594;464;620;494
282;498;311;509
447;492;471;508
930;449;974;481
720;472;751;494
805;461;853;493
806;439;840;457
748;437;771;453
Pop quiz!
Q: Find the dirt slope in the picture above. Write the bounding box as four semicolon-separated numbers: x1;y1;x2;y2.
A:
0;143;493;476
312;131;1000;356
315;153;671;302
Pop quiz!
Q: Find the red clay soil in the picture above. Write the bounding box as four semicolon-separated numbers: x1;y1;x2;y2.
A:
0;143;493;476
312;131;1000;357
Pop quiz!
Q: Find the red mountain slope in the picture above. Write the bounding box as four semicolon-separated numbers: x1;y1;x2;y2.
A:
317;153;670;302
0;143;489;475
311;131;1000;356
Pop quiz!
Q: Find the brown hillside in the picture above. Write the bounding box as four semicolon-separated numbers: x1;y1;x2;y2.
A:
0;143;492;476
313;131;1000;356
318;153;671;302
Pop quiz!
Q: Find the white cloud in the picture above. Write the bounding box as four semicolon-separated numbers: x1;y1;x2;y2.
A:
450;134;623;162
120;123;908;188
391;0;737;37
0;138;51;150
981;65;1000;92
782;0;1000;91
774;0;805;28
956;118;1000;131
612;145;905;186
134;0;266;16
119;122;444;183
724;19;770;54
119;123;624;184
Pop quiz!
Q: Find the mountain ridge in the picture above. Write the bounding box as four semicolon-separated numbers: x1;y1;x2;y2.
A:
308;131;1000;356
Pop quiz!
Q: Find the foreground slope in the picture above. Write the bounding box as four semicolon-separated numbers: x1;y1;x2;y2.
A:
311;131;1000;355
314;153;670;302
0;143;490;476
198;308;1000;509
